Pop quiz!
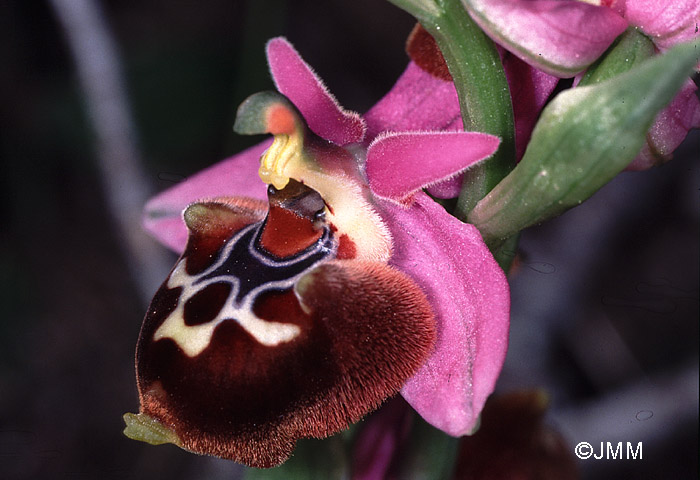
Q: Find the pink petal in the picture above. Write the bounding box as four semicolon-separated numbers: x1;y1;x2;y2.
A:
143;140;270;252
266;37;366;145
365;56;558;201
464;0;628;77
363;62;463;143
379;193;510;436
366;132;500;203
426;177;464;199
627;78;700;170
609;0;700;51
502;51;560;161
363;62;467;199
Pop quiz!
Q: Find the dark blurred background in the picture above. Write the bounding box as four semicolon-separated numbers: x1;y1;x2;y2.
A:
1;1;697;479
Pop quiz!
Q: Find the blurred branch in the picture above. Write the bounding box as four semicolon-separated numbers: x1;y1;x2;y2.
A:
48;0;171;304
551;360;698;477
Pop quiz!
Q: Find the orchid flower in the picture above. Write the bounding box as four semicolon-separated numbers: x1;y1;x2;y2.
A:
462;0;700;169
124;37;510;468
594;0;700;169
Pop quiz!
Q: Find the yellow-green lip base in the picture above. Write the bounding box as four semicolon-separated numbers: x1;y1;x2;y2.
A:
123;412;180;446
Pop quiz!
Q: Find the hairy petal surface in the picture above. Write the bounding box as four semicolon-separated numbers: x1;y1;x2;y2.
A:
143;141;270;253
267;37;366;145
366;131;500;203
134;183;436;468
463;0;627;76
364;62;463;141
364;61;466;198
380;193;510;436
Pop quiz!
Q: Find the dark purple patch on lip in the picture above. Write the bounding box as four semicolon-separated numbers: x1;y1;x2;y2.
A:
184;282;232;326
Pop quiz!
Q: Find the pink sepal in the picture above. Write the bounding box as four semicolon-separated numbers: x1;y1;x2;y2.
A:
366;131;500;203
363;62;463;142
464;0;628;77
379;193;510;436
502;51;560;161
266;37;366;145
142;140;270;253
609;0;700;52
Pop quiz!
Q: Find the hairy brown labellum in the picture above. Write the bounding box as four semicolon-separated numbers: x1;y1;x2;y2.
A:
128;180;435;468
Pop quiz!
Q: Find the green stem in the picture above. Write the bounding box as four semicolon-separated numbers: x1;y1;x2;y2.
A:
386;0;516;220
389;0;517;269
493;233;520;273
393;414;460;480
425;0;515;220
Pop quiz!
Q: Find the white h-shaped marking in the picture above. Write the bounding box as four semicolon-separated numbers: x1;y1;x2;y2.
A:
153;224;330;357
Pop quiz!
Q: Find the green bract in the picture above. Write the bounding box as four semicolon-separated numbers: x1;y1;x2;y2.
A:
469;41;699;248
579;27;655;86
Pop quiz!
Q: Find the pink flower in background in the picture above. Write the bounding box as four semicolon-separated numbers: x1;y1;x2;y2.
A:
135;36;511;463
461;0;699;76
607;0;700;52
627;78;700;170
462;0;699;169
605;0;700;168
462;0;628;77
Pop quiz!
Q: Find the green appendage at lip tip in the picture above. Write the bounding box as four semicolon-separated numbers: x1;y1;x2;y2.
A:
123;412;181;446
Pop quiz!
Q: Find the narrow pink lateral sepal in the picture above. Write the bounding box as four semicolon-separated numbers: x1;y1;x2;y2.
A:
266;37;366;145
142;140;270;253
366;132;499;203
465;0;628;77
379;193;510;436
363;61;464;199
